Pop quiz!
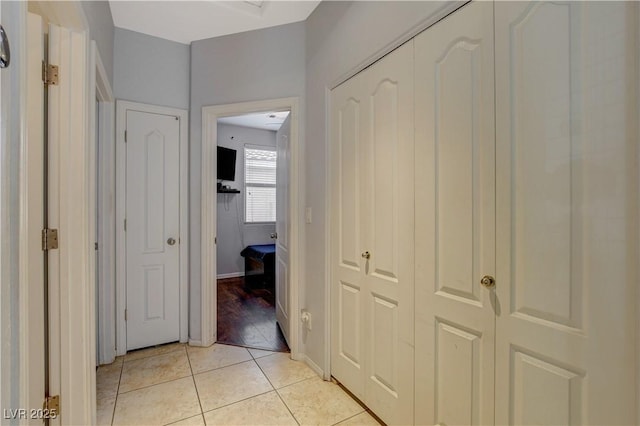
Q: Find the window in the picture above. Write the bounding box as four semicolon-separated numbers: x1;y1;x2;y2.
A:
245;147;277;222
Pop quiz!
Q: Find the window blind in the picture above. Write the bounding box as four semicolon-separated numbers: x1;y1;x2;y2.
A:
245;148;277;222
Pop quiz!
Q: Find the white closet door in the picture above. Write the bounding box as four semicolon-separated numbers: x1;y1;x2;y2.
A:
495;2;638;424
414;2;496;425
331;41;415;425
331;71;367;400
361;41;415;425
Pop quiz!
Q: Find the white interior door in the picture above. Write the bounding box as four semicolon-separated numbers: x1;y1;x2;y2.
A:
414;2;496;425
494;2;638;424
125;110;180;350
275;114;291;345
331;41;415;425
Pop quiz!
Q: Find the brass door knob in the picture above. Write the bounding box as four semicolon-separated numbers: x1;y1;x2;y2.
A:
480;275;495;288
361;251;371;260
167;238;176;246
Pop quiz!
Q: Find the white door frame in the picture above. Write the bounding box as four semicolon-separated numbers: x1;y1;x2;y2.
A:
200;98;302;360
21;10;46;416
115;101;189;356
9;1;96;423
47;21;93;426
89;41;115;365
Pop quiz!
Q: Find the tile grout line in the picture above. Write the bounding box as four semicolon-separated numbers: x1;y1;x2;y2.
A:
200;388;276;417
110;358;125;426
117;373;193;395
185;345;207;425
253;358;301;426
329;410;368;426
190;353;257;376
117;347;193;394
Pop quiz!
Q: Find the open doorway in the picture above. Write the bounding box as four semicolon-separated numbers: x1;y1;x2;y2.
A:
215;111;290;352
200;97;301;359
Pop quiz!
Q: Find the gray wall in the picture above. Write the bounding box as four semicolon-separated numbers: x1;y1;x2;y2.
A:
216;124;276;277
303;0;454;369
114;28;190;109
81;1;114;85
189;22;305;341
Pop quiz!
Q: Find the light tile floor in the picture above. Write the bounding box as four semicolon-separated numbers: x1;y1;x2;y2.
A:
97;343;382;426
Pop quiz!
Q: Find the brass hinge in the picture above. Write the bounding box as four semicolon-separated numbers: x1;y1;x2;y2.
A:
124;219;127;231
42;229;59;251
42;61;59;85
43;395;60;418
124;130;127;143
124;309;127;321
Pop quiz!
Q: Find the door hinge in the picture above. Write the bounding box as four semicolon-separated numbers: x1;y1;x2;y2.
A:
95;242;98;251
42;229;59;251
124;309;127;321
124;219;127;231
42;61;59;86
43;395;60;418
214;237;217;244
124;130;127;143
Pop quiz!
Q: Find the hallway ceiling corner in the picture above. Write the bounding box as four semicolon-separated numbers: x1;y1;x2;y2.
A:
109;0;321;44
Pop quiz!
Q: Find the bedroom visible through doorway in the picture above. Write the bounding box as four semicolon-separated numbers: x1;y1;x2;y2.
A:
215;110;291;352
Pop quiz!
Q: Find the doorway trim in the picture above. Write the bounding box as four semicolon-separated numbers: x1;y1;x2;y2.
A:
200;97;302;360
90;41;115;365
115;101;189;356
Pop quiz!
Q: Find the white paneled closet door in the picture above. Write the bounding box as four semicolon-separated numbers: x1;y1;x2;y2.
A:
414;2;496;425
331;71;366;400
494;2;638;424
331;41;415;425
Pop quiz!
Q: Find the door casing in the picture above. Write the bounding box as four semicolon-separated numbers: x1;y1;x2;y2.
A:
115;100;189;356
90;40;116;365
200;98;302;362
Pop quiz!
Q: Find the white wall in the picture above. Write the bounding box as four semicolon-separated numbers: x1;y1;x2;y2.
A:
303;0;455;369
189;22;305;341
114;28;190;109
216;123;276;277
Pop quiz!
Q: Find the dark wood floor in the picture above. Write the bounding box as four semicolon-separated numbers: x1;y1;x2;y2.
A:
216;277;289;352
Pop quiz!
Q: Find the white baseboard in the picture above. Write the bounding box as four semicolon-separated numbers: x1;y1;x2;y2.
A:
188;339;203;347
216;272;245;279
303;354;325;379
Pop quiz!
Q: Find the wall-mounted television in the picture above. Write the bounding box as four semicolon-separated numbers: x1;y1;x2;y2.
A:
217;146;237;181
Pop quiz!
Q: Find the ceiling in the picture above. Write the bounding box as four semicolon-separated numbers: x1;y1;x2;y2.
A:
109;1;321;45
218;111;290;131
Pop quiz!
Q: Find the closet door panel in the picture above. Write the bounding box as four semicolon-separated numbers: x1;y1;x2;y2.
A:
331;75;367;399
495;2;638;424
370;80;400;282
414;2;496;425
362;41;415;426
510;0;576;328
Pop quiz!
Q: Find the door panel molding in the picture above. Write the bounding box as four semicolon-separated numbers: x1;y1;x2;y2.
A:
115;100;188;355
